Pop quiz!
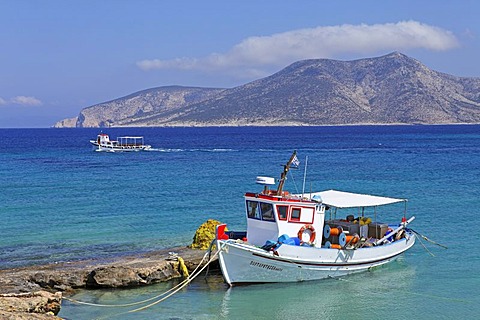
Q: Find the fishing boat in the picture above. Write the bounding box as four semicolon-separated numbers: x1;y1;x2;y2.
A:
215;151;416;285
90;133;151;152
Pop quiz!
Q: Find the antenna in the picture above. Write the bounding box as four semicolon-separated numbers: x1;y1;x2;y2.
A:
302;156;308;197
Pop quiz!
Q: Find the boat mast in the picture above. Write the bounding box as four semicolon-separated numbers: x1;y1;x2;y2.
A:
276;150;297;196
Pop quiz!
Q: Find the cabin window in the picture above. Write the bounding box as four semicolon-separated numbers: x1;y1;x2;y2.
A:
290;208;301;221
260;202;275;221
277;205;288;220
246;201;276;222
246;201;261;220
288;206;315;224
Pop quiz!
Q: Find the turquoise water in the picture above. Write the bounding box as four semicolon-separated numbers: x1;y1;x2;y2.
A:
0;126;478;319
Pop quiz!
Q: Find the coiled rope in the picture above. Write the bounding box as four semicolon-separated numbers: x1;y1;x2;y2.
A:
64;245;220;309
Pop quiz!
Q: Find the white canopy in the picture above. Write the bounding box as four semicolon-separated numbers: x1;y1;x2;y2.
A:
303;189;406;208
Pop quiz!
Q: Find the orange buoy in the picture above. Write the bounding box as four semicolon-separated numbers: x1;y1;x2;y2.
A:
330;244;342;249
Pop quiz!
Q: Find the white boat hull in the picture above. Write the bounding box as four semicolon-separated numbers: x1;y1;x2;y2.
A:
90;141;151;152
217;232;415;285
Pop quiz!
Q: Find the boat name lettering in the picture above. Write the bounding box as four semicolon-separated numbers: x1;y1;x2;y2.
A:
250;261;282;271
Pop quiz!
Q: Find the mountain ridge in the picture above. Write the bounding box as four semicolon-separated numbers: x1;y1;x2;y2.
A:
53;52;480;127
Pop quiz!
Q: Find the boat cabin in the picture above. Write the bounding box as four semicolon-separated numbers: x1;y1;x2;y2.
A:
96;133;116;146
244;176;326;248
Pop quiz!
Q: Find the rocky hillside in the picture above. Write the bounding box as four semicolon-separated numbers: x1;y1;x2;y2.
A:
65;86;225;128
54;52;480;127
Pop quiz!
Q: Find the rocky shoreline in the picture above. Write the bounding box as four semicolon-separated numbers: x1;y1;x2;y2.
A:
0;246;217;319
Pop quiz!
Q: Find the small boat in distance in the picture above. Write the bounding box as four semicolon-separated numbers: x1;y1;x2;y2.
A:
90;133;151;152
215;151;416;285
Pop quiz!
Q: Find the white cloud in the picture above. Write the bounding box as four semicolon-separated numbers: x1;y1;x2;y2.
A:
11;96;43;106
0;97;7;105
137;20;459;76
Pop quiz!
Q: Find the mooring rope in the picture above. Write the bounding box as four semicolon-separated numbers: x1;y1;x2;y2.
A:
204;238;217;279
414;231;435;257
64;248;213;308
126;245;223;314
409;228;448;249
90;244;224;320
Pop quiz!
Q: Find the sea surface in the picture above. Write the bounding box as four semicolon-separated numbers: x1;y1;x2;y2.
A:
0;125;478;319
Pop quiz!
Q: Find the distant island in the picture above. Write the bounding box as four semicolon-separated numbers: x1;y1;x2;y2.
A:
53;52;480;128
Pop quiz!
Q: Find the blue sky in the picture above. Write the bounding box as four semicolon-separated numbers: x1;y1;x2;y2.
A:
0;0;478;128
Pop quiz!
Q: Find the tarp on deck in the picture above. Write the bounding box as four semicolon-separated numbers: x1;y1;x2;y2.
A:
304;189;406;208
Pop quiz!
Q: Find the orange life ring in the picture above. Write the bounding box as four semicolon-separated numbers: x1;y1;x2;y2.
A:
298;224;316;245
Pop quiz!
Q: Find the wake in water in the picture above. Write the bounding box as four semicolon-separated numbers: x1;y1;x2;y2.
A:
146;148;185;152
146;148;236;152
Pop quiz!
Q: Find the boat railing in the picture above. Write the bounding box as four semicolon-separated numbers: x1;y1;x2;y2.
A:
117;137;145;147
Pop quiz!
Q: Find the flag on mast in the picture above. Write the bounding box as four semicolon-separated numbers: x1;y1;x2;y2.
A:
292;154;300;168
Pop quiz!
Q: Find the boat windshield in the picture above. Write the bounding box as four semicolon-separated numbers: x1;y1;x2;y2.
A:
246;200;276;222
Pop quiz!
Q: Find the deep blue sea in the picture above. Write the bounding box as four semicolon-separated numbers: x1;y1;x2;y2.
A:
0;126;478;319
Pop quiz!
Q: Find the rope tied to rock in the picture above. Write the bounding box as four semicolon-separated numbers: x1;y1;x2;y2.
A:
126;243;224;314
177;256;189;278
64;244;224;314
